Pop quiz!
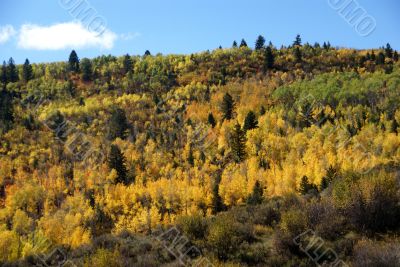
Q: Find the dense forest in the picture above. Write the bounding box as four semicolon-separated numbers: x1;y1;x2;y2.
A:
0;35;400;266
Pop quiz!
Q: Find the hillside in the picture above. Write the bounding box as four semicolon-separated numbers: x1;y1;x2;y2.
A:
0;40;400;266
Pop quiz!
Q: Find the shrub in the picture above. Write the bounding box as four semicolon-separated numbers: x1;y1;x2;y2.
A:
176;213;208;240
353;239;400;267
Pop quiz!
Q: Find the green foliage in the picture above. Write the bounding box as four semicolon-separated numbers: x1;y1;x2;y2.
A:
240;39;248;48
207;112;216;128
22;59;33;82
264;46;275;71
108;145;129;185
68;50;80;72
243;110;258;131
247;180;264;205
107;108;129;140
220;92;235;120
298;175;318;195
80;58;93;81
255;35;266;50
230;122;246;163
7;57;18;83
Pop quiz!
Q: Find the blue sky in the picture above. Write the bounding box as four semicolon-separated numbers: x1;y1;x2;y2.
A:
0;0;399;63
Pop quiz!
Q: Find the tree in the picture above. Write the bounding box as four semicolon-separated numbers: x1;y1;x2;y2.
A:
232;41;238;48
220;93;235;121
0;88;14;133
371;50;376;61
264;46;275;71
255;35;266;50
376;52;385;65
394;51;399;62
208;112;216;128
247;180;263;205
1;61;7;87
68;50;80;72
211;180;225;214
80;58;92;81
243;111;258;131
7;57;18;83
293;34;302;46
108;144;129;184
294;47;302;63
107;108;129;140
320;166;337;191
144;50;151;56
385;43;393;58
298;175;318;195
123;54;133;74
240;39;248;48
260;106;266;116
22;59;33;82
230;122;246;163
391;119;399;134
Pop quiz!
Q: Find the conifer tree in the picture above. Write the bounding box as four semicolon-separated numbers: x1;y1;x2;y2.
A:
393;51;398;62
108;144;129;184
298;175;318;195
107;107;130;140
211;179;225;214
144;50;151;56
80;58;92;81
221;93;235;121
22;59;33;82
264;46;275;71
7;57;18;82
68;50;80;72
0;87;14;133
260;106;266;116
243;111;258;131
1;61;7;87
208;112;216;128
294;47;302;63
240;39;248;48
255;35;266;50
376;52;385;65
385;43;393;58
391;119;399;134
123;54;133;74
232;41;238;48
247;181;264;205
230;122;246;163
293;34;302;46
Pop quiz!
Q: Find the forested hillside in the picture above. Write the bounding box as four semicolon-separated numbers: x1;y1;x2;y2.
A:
1;36;400;266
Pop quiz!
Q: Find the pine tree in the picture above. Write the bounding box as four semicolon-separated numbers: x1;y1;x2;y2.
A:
385;43;393;58
108;144;129;184
247;181;264;205
211;179;225;214
22;59;33;82
144;50;151;56
230;122;246;163
1;61;7;87
232;41;238;48
107;107;130;140
221;93;235;121
243;111;258;131
187;146;194;167
393;51;398;62
294;47;302;63
7;57;18;82
208;112;216;128
123;54;133;74
255;35;266;50
260;106;266;116
0;88;14;133
264;46;275;71
298;175;318;195
80;58;92;81
68;50;80;72
293;34;302;46
240;39;248;48
371;50;376;61
376;52;385;65
320;166;337;191
391;119;399;134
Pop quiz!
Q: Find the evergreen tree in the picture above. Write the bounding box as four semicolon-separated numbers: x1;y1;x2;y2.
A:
255;35;266;50
232;40;238;48
211;179;225;214
243;111;258;131
230;122;246;163
208;112;216;128
144;50;151;56
80;58;92;81
221;93;235;120
1;61;7;87
376;52;385;65
7;57;18;82
0;87;14;133
107;107;130;140
123;54;133;74
108;145;129;184
370;50;376;61
22;59;33;82
393;51;399;62
240;39;248;48
320;166;337;191
293;34;302;46
385;43;393;58
187;146;194;166
68;50;80;72
391;119;399;134
264;46;275;71
247;180;264;205
298;175;318;195
294;47;302;63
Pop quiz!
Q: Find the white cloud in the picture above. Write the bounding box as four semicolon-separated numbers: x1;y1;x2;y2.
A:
120;32;141;41
0;25;16;44
17;21;117;50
